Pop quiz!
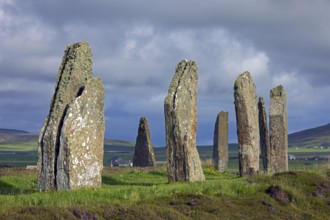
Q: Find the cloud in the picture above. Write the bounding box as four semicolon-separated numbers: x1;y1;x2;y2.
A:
272;71;330;115
1;0;330;145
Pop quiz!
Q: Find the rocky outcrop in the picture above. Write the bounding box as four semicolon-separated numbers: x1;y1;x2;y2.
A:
234;72;260;176
269;85;288;173
164;60;205;182
213;111;228;172
38;42;104;191
258;97;270;172
133;117;156;167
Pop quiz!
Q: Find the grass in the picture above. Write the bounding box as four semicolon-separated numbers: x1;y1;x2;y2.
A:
289;147;330;153
0;140;37;152
0;166;329;219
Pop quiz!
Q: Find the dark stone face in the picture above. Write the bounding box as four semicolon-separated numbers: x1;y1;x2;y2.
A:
258;97;270;173
133;117;155;167
164;60;204;182
38;42;104;191
267;185;292;204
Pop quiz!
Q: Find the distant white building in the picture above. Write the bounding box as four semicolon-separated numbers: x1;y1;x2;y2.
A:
109;157;131;167
288;154;296;160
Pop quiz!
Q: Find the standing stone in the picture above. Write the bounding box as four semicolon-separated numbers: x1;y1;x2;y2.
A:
56;77;104;190
133;117;156;167
38;42;104;191
234;71;260;176
269;85;288;173
164;60;205;182
258;97;270;172
213;111;229;172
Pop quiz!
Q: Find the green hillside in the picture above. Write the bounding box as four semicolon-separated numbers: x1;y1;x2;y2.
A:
289;123;330;148
0;129;38;144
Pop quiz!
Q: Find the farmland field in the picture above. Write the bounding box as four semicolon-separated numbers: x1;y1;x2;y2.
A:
1;141;329;172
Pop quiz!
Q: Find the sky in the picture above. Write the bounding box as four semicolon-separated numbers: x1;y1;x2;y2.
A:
0;0;330;146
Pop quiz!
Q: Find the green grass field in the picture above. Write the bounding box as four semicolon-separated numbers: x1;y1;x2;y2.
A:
1;141;330;171
0;140;37;152
289;147;330;153
0;165;329;219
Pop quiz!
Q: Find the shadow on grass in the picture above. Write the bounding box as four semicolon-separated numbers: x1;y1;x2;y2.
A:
146;170;167;177
0;180;37;195
102;175;164;186
205;176;241;181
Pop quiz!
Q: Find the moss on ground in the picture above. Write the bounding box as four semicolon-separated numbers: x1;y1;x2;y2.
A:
0;167;330;219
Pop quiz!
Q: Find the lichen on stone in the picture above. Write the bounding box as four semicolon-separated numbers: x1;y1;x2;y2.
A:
164;59;204;182
38;42;104;191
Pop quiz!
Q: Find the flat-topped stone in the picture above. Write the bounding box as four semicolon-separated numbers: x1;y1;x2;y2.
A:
213;111;229;172
269;85;288;173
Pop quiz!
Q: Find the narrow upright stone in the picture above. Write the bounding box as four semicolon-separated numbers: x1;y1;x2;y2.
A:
269;85;288;173
213;111;229;172
258;97;270;172
38;42;104;191
164;60;205;182
133;117;156;167
234;71;260;176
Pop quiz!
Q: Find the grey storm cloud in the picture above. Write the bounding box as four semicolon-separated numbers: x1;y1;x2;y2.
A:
1;0;330;145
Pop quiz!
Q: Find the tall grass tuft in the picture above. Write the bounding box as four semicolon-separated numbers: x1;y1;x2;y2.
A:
201;159;214;169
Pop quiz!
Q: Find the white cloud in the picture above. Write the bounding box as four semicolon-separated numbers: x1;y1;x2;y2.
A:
1;1;330;144
272;71;329;108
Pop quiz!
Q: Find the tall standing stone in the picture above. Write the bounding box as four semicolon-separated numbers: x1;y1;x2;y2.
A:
269;85;288;173
38;42;104;191
164;60;205;182
234;71;260;176
133;117;156;167
213;111;229;172
258;97;270;172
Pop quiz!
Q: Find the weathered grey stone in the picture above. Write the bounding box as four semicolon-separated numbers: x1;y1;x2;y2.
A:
164;60;205;182
38;41;104;191
258;96;270;172
234;71;260;176
213;111;228;172
269;85;288;173
133;117;156;167
56;77;104;190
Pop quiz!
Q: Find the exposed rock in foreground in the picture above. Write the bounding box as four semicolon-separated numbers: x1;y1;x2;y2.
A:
164;60;205;182
213;111;228;172
38;42;104;191
234;72;260;176
269;85;288;173
133;117;156;167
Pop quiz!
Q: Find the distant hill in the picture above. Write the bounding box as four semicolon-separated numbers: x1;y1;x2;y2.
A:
0;128;29;134
3;121;330;150
0;128;135;150
289;123;330;148
104;139;135;147
0;128;38;143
